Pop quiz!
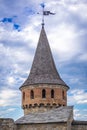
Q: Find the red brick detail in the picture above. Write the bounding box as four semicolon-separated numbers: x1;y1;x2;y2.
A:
21;85;67;114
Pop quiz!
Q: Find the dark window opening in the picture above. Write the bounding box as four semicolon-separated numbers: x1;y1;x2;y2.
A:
34;103;38;107
42;89;46;98
29;104;32;108
39;103;44;107
30;90;34;99
51;89;54;98
62;90;65;99
23;92;25;100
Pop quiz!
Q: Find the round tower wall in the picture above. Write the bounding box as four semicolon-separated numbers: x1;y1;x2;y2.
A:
21;84;67;115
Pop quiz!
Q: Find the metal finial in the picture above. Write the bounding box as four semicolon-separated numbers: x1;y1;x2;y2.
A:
40;3;55;28
41;3;45;27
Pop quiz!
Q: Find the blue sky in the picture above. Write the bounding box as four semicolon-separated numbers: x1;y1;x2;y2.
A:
0;0;87;121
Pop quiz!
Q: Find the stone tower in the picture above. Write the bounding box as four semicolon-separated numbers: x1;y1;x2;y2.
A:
20;26;69;115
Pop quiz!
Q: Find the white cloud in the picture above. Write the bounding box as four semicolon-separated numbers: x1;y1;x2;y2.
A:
69;78;80;84
0;108;16;116
74;108;87;121
74;109;81;119
0;88;21;106
78;53;87;62
0;0;86;63
0;41;33;66
7;76;15;85
68;89;87;105
48;23;81;62
68;2;87;20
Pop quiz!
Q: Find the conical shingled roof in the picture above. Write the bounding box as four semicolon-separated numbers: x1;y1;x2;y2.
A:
21;27;69;89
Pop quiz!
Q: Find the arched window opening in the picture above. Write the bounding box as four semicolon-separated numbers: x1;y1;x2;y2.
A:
62;90;65;99
39;103;44;107
51;89;54;98
34;103;38;107
29;104;32;108
23;92;25;100
42;89;46;98
30;90;34;99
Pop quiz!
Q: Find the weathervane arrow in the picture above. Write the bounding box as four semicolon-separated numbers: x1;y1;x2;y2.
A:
40;3;55;27
43;11;55;15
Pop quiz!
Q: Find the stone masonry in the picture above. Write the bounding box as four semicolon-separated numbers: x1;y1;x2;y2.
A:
0;118;15;130
1;118;87;130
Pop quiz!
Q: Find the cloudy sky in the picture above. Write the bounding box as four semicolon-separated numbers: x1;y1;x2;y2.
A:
0;0;87;121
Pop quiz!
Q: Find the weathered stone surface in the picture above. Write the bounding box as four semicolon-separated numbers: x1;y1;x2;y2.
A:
16;123;67;130
71;121;87;130
0;118;15;130
15;106;73;124
71;125;87;130
0;113;87;130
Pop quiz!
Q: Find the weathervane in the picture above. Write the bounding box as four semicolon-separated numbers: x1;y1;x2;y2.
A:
40;3;55;28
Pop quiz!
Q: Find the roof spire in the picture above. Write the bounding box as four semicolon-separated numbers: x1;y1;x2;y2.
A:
20;25;69;89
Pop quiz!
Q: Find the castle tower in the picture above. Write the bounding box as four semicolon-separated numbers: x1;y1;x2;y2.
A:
20;26;69;115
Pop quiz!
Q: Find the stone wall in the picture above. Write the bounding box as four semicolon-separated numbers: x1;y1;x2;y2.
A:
1;118;87;130
71;121;87;130
0;118;15;130
16;122;87;130
16;122;67;130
